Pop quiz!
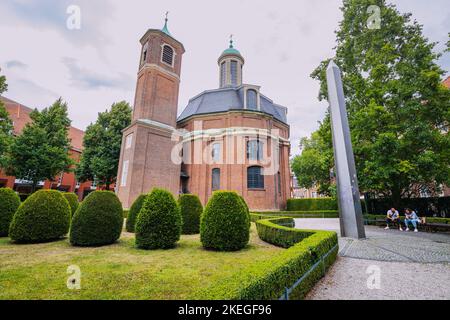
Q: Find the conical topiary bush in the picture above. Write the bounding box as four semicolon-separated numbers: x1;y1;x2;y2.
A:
135;188;182;250
0;188;21;237
125;194;147;233
9;190;71;243
200;191;250;251
70;191;123;247
178;194;203;234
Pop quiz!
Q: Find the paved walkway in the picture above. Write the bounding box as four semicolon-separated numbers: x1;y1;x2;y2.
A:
294;219;450;300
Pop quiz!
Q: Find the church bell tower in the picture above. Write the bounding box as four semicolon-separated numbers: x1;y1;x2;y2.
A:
117;15;185;208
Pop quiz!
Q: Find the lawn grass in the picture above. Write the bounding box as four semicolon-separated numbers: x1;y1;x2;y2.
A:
0;224;282;300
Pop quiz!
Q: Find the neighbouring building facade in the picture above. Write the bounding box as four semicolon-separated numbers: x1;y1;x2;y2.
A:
0;96;95;200
117;20;291;210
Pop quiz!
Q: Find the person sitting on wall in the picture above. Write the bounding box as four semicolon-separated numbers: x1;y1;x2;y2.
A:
385;208;403;231
404;208;420;233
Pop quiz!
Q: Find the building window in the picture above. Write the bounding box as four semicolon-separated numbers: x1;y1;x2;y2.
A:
141;43;149;65
220;61;226;87
277;171;282;195
212;168;220;191
162;45;174;66
247;166;264;189
125;134;133;149
230;60;238;86
120;161;129;187
247;89;257;110
247;140;264;160
212;143;221;162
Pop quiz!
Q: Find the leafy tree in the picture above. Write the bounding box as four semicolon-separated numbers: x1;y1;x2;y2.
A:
6;99;73;192
76;101;131;190
0;74;13;169
294;0;450;205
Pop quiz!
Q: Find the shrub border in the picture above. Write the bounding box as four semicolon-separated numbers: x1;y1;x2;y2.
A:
195;216;338;300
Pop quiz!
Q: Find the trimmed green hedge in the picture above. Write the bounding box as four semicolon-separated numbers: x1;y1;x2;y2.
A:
287;198;338;211
196;216;338;299
251;210;339;221
63;192;79;218
178;194;203;235
126;194;147;233
201;191;250;251
9;190;71;243
123;210;129;219
70;191;123;247
363;214;450;225
135;189;182;250
0;188;21;237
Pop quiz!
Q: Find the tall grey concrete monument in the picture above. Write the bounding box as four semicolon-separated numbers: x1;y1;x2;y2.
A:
326;61;366;239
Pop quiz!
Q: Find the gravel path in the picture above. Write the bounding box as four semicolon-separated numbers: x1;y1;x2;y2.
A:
306;256;450;300
295;218;450;300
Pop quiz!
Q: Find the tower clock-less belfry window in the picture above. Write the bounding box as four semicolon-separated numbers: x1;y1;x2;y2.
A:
230;60;238;86
162;45;174;66
220;62;226;87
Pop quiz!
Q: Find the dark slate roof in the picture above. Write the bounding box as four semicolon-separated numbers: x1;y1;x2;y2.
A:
177;86;288;124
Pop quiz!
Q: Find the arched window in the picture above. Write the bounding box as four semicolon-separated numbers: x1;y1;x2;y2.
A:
220;62;226;87
230;60;238;85
247;89;257;110
212;168;221;191
247;140;264;160
247;166;264;189
141;43;149;65
162;45;174;66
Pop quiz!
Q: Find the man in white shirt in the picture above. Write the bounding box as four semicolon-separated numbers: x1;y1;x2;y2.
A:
385;208;403;231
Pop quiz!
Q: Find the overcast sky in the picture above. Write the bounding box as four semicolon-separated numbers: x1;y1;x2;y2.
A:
0;0;448;156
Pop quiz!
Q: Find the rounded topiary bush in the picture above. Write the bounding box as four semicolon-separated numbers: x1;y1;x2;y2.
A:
9;190;70;243
63;192;79;218
0;188;21;237
135;188;182;250
200;191;250;251
70;191;123;247
126;194;147;233
178;194;203;234
238;195;250;228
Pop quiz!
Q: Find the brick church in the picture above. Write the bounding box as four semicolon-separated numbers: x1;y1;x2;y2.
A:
116;18;291;210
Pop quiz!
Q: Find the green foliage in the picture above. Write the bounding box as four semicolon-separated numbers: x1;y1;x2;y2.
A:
200;191;250;251
70;191;123;247
0;75;13;170
256;218;313;248
297;0;450;204
0;188;21;237
178;194;203;234
135;189;182;250
63;192;79;218
9;190;70;243
125;194;147;233
196;217;338;299
287;198;337;211
250;210;339;222
5;99;73;192
123;210;129;219
291;132;334;196
76;101;132;190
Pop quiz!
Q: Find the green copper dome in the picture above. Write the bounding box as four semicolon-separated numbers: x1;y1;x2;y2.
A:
220;36;242;58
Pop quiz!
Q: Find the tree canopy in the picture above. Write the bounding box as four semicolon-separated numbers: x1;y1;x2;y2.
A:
0;74;13;169
292;0;450;204
76;101;132;190
6;98;73;191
